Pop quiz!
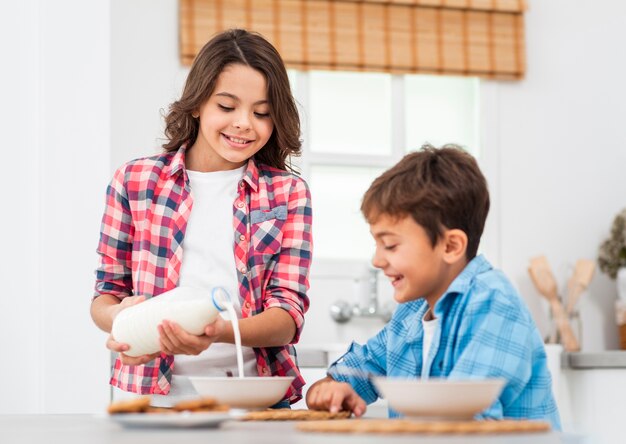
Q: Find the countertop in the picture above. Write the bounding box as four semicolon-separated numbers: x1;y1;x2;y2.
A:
0;414;582;444
297;343;349;368
563;351;626;369
298;344;626;370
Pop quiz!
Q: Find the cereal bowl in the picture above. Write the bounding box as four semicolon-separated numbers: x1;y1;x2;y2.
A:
372;377;505;420
188;376;294;409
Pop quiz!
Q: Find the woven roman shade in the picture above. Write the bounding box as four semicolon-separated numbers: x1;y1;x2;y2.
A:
180;0;527;79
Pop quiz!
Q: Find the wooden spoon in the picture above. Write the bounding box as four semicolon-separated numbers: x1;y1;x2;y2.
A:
528;256;580;352
565;259;595;316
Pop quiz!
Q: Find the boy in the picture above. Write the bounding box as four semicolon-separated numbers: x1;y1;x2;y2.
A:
306;144;561;429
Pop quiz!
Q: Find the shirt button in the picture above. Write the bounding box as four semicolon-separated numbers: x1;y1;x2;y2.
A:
239;266;247;274
261;368;269;375
237;201;244;208
244;301;251;309
239;234;246;241
239;181;245;188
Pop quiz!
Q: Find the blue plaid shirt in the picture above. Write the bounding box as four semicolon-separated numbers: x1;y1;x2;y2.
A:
328;255;561;429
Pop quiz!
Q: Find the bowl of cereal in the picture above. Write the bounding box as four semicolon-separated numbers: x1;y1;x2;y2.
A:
189;376;294;409
372;377;505;420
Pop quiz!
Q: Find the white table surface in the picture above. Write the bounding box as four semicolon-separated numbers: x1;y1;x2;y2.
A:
0;414;590;444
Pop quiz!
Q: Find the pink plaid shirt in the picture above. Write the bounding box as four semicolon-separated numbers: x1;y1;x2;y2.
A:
94;146;312;403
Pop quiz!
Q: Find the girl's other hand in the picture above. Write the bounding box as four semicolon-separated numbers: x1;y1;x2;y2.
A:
106;295;158;364
105;334;160;365
157;318;225;356
109;295;145;322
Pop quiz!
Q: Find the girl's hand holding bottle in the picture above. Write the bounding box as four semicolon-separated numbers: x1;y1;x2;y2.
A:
157;316;228;356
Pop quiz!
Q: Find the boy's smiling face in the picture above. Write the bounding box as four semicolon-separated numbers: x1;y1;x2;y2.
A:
370;213;464;308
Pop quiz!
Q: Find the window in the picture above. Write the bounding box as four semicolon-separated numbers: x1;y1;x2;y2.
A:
289;71;480;261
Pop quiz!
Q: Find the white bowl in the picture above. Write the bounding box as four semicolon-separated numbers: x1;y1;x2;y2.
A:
372;377;505;420
188;376;294;409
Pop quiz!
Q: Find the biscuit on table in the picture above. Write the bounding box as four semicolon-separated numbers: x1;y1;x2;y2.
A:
144;406;176;414
107;397;151;414
172;397;222;412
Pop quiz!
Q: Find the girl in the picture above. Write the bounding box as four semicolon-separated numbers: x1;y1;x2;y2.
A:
90;29;312;407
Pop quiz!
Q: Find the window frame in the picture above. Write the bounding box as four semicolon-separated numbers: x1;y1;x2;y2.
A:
289;71;498;268
293;72;407;179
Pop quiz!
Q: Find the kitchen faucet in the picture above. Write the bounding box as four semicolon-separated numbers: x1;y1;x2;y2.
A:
329;267;393;323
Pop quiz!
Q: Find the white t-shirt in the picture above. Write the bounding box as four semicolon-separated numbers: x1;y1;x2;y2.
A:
151;166;257;406
422;313;439;376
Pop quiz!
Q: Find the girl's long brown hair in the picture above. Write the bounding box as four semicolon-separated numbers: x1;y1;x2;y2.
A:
163;29;301;172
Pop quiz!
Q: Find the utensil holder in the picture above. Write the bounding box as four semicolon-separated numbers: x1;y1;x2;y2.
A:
620;324;626;350
569;309;582;347
545;304;583;349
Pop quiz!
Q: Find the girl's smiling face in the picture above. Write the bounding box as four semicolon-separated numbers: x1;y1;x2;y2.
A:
370;214;451;308
191;63;274;171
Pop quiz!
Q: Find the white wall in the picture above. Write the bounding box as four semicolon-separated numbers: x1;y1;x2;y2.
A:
111;0;186;169
491;0;626;351
0;0;44;414
0;0;111;413
1;0;625;414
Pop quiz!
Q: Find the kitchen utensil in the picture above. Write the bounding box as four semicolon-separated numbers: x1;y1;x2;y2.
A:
528;256;580;352
565;259;595;316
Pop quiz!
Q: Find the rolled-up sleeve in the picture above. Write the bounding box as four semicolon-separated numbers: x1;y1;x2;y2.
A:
94;164;134;299
263;177;312;343
327;326;389;405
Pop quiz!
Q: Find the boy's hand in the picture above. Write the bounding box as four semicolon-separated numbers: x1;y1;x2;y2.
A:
306;376;367;417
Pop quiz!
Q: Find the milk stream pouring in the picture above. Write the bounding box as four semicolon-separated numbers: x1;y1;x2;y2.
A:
111;287;230;357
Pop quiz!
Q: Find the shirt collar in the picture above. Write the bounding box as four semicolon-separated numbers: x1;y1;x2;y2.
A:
242;158;259;192
403;301;430;343
166;145;186;178
165;145;259;193
432;254;492;317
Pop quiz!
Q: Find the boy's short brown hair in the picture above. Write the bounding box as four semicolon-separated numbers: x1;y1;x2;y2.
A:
361;144;490;260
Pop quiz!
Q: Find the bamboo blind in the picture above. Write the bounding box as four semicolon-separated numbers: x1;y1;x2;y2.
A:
180;0;527;79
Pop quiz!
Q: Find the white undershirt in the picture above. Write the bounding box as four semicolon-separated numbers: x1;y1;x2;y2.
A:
151;166;256;406
422;313;439;376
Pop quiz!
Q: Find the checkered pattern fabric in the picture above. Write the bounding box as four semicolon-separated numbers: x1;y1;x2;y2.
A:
328;255;561;429
95;146;312;403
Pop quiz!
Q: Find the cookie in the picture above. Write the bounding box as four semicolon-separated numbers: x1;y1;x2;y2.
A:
107;397;151;414
172;397;221;412
144;407;176;414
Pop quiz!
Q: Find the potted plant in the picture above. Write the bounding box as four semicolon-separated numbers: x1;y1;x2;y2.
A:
598;208;626;280
598;207;626;349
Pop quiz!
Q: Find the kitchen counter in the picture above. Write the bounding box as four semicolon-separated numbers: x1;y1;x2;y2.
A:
0;415;584;444
299;346;626;370
563;351;626;369
297;343;349;368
